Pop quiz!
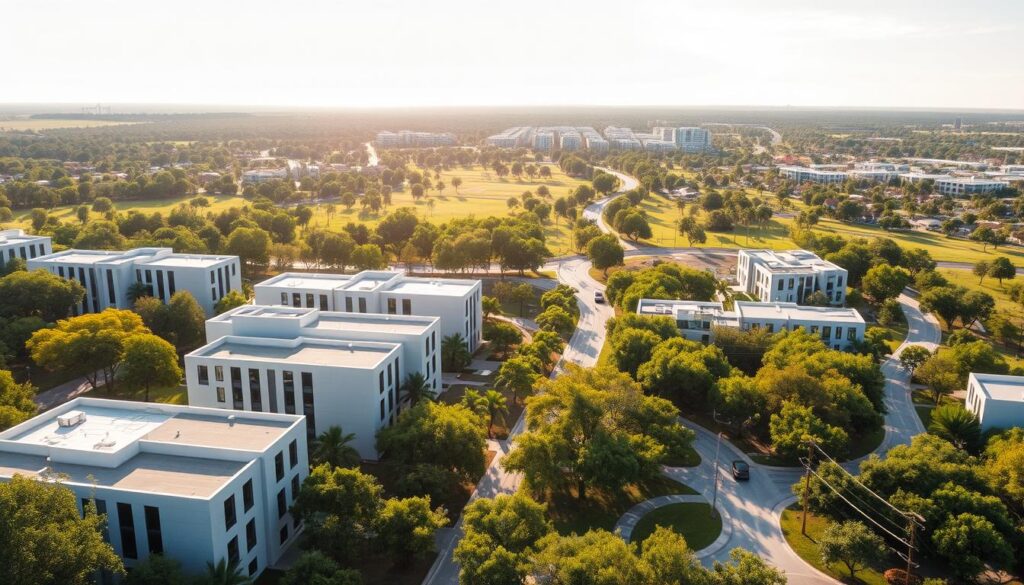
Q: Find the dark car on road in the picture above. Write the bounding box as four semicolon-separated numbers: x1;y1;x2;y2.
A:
594;291;605;303
732;460;750;480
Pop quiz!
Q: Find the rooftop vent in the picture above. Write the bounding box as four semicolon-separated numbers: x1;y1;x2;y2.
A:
57;410;87;428
227;414;236;427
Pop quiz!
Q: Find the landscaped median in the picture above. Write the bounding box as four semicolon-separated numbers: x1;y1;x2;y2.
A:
617;496;723;552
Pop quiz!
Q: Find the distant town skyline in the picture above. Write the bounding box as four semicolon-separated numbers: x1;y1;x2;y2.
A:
3;0;1023;109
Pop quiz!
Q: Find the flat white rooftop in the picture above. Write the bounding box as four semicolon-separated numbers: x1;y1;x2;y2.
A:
315;313;436;335
384;279;476;296
10;405;169;450
637;299;724;316
194;337;398;369
970;373;1024;402
142;255;232;268
30;247;238;269
32;250;123;264
262;274;353;291
743;249;842;272
734;301;865;324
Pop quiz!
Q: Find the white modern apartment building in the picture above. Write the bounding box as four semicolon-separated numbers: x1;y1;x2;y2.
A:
966;373;1024;431
778;165;847;185
376;131;456;148
0;398;307;580
486;127;533;148
254;270;483;351
581;128;609;151
28;247;242;316
604;126;643;150
205;304;442;396
559;131;582;151
0;228;51;270
186;336;402;460
675;127;711;152
533;130;555;151
241;168;288;184
737;249;848;306
899;172;1010;196
636;299;865;350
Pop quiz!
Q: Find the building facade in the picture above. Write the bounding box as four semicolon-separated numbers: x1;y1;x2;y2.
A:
28;247;242;316
675;127;710;152
737;249;848;306
0;398;307;580
0;228;52;270
966;373;1024;431
636;299;865;350
186;336;403;460
254;270;483;352
778;166;847;185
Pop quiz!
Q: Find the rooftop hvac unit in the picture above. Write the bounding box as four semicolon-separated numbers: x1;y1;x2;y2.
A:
57;410;87;428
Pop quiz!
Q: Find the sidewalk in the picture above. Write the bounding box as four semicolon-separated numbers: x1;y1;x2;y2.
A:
33;372;100;411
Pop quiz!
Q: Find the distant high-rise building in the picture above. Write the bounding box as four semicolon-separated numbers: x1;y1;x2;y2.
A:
954;117;963;130
675;127;710;152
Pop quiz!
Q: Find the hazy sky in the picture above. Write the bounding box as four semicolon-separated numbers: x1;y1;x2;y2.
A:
4;0;1023;109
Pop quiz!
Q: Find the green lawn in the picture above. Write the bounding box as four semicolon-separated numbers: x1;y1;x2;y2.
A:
482;279;545;320
629;502;722;551
11;193;248;229
546;474;697;536
663;446;702;467
780;507;890;585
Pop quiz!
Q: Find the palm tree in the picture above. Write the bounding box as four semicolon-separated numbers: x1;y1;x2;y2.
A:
126;281;151;303
928;405;981;453
204;558;251;585
312;426;361;468
479;390;508;438
441;333;472;372
401;372;436;406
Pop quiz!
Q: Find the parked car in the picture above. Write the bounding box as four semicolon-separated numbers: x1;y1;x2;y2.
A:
594;291;605;303
731;460;750;480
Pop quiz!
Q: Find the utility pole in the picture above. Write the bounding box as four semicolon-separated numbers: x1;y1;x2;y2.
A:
801;439;815;536
711;431;723;519
904;512;922;585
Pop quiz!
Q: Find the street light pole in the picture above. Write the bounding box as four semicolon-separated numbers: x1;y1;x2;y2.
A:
711;431;723;518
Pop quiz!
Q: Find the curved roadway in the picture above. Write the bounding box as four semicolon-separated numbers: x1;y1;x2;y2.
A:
424;170;943;585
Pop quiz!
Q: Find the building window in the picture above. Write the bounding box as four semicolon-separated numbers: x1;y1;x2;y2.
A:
358;297;367;313
345;297;353;312
277;489;287;518
306;293;314;308
231;367;244;410
284;372;296;414
279;525;289;544
402;299;411;315
379;372;385;394
243;479;254;512
144;506;163;555
267;369;278;413
227;536;240;565
106;270;116;304
275;452;285;482
198;365;209;385
848;329;857;341
281;292;288;305
380;398;385;421
156;270;165;300
387;298;396;314
224;495;237;530
302;372;315;438
117;503;137;560
246;519;257;552
289;440;298;469
167;271;176;297
292;292;301;307
319;294;328;310
425;338;430;356
248;559;258;577
216;387;226;402
215;366;224;382
249;369;262;412
387;363;393;387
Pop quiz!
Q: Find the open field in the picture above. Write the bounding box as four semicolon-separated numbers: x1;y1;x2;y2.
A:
935;268;1024;368
8;193;248;229
780;507;889;585
0;118;138;131
629;502;721;550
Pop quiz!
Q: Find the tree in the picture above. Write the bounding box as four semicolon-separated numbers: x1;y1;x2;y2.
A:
987;256;1016;285
592;172;618;196
481;295;501;319
400;371;436;406
919;286;964;329
932;513;1014;581
377;401;486;485
28;309;149;390
769;401;849;461
710;549;788;585
639;527;707;585
928;405;981;453
495;355;542;404
535;305;574;337
125;555;187;585
451;177;462;193
0;476;123;585
164;291;206;350
202;558;252;585
454;492;551;585
313;426;361;468
531;530;650;584
226;227;271;270
984;429;1024;513
374;496;448;567
351;244;385;270
818;521;886;579
609;327;664;377
119;334;182;402
860;264;911;302
915;352;962;405
441;333;472;372
586;234;624;276
375;207;419;254
973;260;991;284
503;365;693;500
899;345;931;377
483;321;522;356
280;551;362;585
91;196;114;212
0;370;37;431
292;465;383;562
678;216;707;247
0;269;85;322
215;289;248;314
876;298;904;326
477;389;508;438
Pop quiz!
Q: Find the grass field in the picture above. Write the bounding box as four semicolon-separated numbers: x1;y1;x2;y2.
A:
9;193;248;229
629;502;721;550
546;474;697;535
780;507;890;585
935;268;1024;369
0;118;138;131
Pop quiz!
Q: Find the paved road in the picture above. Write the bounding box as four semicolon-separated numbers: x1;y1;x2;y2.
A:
33;372;99;411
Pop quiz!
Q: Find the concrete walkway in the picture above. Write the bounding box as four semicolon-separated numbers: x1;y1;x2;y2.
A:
33;372;100;410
